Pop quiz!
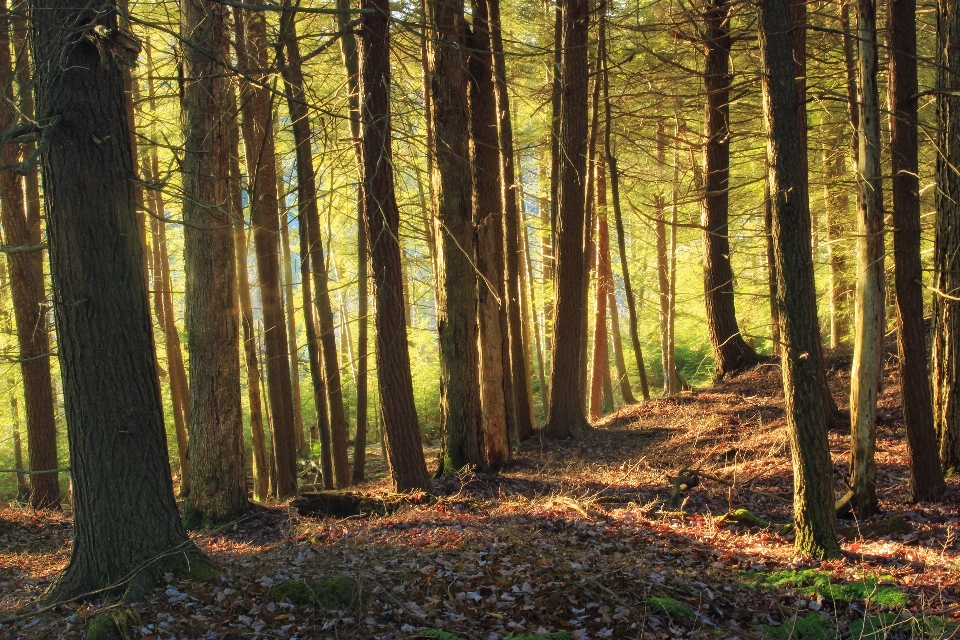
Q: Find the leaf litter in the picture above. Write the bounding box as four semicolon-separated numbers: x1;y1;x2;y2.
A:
0;356;959;639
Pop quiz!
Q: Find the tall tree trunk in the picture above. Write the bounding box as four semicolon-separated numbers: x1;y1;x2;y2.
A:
757;0;841;559
933;0;960;474
655;120;674;394
590;196;614;418
515;178;541;419
280;204;307;456
486;0;534;440
234;8;300;497
35;0;205;599
524;192;549;414
544;0;590;439
538;161;553;387
823;141;849;349
0;0;59;509
701;0;759;380
358;0;432;492
887;0;947;501
276;9;352;487
11;395;28;499
470;0;511;466
850;0;884;518
181;0;247;524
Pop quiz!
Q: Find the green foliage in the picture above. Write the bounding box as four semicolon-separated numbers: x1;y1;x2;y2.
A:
744;569;908;608
717;508;771;528
647;595;696;620
85;607;142;640
762;615;833;640
266;576;365;610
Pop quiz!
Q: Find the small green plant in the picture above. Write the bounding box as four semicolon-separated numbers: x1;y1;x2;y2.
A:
85;607;142;640
762;614;833;640
267;576;365;610
743;569;907;608
647;595;696;621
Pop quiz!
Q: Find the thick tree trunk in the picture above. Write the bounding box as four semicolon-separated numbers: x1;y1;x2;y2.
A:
181;0;247;525
758;0;841;559
427;0;485;471
486;0;534;440
702;0;759;380
850;0;884;518
34;0;204;599
234;8;300;498
887;0;947;501
544;0;590;439
0;2;59;509
934;0;960;474
359;0;432;492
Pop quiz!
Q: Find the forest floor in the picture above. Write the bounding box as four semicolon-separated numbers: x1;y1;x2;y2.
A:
1;355;959;640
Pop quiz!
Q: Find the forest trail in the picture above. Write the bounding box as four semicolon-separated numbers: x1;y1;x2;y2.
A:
0;359;958;639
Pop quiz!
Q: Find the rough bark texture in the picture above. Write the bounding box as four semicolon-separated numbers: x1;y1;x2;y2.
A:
850;0;884;517
181;0;247;525
359;0;432;492
702;0;759;380
0;0;59;509
887;0;946;500
34;0;203;599
427;0;485;471
276;11;351;487
234;8;299;498
757;0;841;559
934;0;960;474
544;0;590;439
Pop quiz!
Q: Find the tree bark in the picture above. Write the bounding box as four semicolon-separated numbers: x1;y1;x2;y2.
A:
934;0;960;474
359;0;432;492
280;204;307;456
757;0;841;559
544;0;590;439
850;0;884;518
34;0;204;599
887;0;947;501
701;0;759;380
234;7;300;498
0;0;59;509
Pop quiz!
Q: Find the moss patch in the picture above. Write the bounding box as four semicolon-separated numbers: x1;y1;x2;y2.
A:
267;576;365;610
716;508;771;528
85;607;141;640
647;595;696;620
743;569;908;608
762;614;833;640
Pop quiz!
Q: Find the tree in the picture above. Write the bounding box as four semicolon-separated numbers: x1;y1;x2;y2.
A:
427;0;486;471
544;0;590;438
757;0;841;559
933;0;960;474
701;0;760;380
33;0;206;599
0;0;59;509
850;0;884;518
359;0;432;492
181;0;247;524
887;0;946;500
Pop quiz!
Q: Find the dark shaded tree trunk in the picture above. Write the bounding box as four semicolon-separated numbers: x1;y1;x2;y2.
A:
181;0;247;525
358;0;432;492
757;0;841;559
934;0;960;474
427;0;485;471
701;0;759;380
0;0;59;509
544;0;590;439
234;8;299;498
887;0;946;501
34;0;204;599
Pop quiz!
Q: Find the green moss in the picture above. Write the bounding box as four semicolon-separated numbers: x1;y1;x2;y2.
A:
647;595;696;621
762;615;833;640
716;508;771;528
743;569;908;608
267;576;365;610
85;608;141;640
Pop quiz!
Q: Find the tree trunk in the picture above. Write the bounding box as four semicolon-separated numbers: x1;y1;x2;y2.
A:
590;202;614;418
655;120;674;395
359;0;432;492
516;180;543;418
35;0;205;600
11;395;28;498
887;0;946;501
234;8;300;498
823;140;849;349
486;0;534;440
181;0;247;525
757;0;841;559
280;205;307;456
934;0;960;474
702;0;759;380
544;0;590;439
0;0;59;509
850;0;884;518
